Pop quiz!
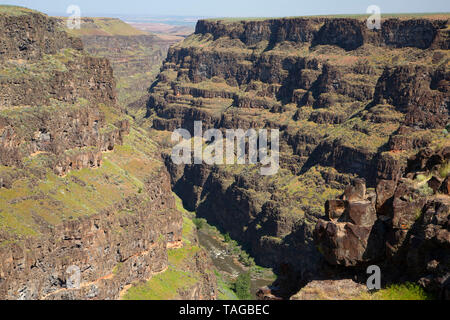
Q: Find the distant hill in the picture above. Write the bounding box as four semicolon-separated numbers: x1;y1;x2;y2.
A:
0;6;217;300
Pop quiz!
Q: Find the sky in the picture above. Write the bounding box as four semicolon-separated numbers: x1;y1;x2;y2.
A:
1;0;449;17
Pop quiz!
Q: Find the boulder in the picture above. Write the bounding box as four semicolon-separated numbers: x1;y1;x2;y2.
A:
347;201;377;227
440;176;450;195
325;199;346;221
428;176;443;194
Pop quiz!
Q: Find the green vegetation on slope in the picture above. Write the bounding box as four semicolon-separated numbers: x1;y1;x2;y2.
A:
185;206;276;300
0;103;161;241
360;282;434;300
215;270;239;300
122;267;199;300
64;18;148;37
0;48;81;80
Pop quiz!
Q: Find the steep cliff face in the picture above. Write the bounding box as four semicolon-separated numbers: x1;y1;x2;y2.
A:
122;198;218;300
0;8;121;180
0;7;216;300
146;15;449;298
374;65;449;129
0;14;115;108
0;54;116;107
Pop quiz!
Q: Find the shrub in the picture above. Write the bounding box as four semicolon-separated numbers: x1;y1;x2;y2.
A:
233;272;252;300
224;233;232;243
192;218;205;230
419;185;434;197
415;174;428;182
439;161;450;178
415;208;423;221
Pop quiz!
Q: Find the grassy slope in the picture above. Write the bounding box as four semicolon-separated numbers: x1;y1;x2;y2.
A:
359;282;434;300
0;47;81;81
0;102;163;241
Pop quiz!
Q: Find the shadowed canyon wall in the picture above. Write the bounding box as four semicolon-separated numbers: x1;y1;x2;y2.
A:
146;16;449;298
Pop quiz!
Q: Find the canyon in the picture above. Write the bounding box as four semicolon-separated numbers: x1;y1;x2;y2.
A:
0;5;448;300
0;6;216;300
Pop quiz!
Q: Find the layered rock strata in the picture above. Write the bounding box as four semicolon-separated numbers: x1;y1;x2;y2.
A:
146;16;449;298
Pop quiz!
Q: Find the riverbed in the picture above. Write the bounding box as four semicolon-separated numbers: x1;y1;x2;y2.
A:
197;229;274;299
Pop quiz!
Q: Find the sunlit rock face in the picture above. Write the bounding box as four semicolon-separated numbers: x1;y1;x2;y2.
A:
148;15;449;298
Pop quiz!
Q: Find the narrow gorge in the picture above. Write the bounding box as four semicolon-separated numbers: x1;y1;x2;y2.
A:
0;6;216;300
0;5;448;301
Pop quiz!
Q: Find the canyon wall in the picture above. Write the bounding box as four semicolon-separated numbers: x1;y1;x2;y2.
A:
147;16;449;297
195;17;449;50
0;7;215;300
315;147;449;299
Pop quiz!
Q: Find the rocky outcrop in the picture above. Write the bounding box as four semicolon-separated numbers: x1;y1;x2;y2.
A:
290;278;367;300
315;179;385;266
373;65;449;129
314;148;450;298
